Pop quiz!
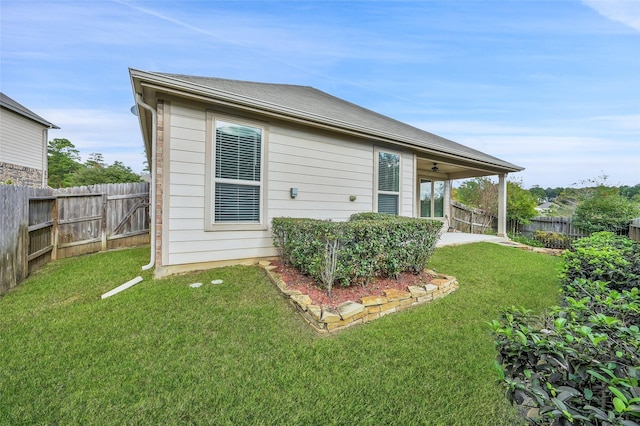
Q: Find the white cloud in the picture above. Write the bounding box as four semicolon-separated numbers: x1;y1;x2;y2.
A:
413;119;640;188
582;0;640;32
39;108;146;172
588;114;640;132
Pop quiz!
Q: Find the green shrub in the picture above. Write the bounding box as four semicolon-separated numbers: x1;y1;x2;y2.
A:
493;232;640;425
272;216;442;294
561;232;640;292
533;230;573;250
572;185;639;234
492;294;639;425
509;232;545;248
349;212;397;221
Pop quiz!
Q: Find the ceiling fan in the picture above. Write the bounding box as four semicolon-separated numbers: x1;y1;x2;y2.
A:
431;163;439;173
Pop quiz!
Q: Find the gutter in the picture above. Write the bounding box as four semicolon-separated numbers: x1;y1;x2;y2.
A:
135;93;157;271
132;71;523;173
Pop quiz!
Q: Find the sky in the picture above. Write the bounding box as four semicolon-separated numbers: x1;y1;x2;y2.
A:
1;0;639;189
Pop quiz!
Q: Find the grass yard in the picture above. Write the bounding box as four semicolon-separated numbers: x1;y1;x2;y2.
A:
0;243;561;425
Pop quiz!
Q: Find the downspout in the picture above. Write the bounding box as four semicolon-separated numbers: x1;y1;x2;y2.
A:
135;93;157;271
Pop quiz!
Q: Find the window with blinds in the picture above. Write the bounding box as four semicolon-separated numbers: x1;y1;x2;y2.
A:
213;120;262;223
377;151;400;215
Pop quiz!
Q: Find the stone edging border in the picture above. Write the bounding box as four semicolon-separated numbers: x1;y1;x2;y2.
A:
260;261;459;335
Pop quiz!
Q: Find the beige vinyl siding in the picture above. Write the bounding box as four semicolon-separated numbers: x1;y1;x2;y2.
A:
401;152;415;216
164;101;274;266
162;99;414;267
268;125;373;221
0;108;45;170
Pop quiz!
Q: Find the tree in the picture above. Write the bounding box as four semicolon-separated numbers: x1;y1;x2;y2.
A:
47;138;82;188
573;184;639;234
544;187;564;200
619;184;640;201
456;177;497;213
85;152;106;169
66;159;142;186
456;177;537;226
507;180;537;224
528;186;546;203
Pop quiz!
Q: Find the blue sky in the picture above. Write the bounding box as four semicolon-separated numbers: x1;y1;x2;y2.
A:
1;0;639;189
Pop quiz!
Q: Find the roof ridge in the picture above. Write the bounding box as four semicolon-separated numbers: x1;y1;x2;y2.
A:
156;72;313;90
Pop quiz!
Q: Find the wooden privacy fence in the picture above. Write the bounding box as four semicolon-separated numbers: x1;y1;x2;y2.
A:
1;182;149;295
449;201;497;234
446;202;640;246
516;217;589;240
630;218;640;242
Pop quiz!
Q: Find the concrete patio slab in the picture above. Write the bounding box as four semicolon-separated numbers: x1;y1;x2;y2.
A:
436;232;509;247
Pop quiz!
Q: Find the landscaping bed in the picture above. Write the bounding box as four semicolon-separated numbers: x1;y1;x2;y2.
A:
269;259;436;308
264;259;458;334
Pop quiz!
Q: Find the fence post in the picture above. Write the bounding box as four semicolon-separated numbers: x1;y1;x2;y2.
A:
101;193;108;251
470;211;474;234
52;197;58;260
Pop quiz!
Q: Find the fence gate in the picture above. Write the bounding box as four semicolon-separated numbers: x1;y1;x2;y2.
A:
2;183;149;296
27;196;56;274
105;191;150;250
55;193;106;259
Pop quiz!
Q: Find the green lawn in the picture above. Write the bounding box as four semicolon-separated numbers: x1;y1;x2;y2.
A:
0;243;561;425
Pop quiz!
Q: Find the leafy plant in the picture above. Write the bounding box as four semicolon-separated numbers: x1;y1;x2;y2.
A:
493;233;640;425
561;232;640;292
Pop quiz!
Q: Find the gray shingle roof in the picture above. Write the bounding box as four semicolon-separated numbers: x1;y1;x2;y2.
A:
0;92;59;129
144;71;521;171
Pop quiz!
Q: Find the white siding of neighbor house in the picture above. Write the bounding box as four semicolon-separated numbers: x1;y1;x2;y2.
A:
0;108;46;170
162;100;416;268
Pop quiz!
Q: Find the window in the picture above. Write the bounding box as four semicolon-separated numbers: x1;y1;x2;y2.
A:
377;151;400;215
420;179;445;218
207;116;265;229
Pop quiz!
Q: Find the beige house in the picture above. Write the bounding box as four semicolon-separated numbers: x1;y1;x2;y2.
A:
129;69;523;277
0;93;58;187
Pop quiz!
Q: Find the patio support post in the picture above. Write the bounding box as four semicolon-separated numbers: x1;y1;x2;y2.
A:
497;173;508;237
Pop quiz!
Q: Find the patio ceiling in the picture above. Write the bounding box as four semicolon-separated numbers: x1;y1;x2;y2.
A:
416;157;505;181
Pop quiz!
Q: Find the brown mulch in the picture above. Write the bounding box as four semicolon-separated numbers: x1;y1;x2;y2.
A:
270;260;435;309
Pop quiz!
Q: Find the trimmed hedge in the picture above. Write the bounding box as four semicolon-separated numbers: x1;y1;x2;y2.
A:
493;233;640;425
272;215;442;295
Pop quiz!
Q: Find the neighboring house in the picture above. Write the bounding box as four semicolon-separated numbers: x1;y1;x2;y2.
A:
0;93;59;187
535;201;555;214
130;69;523;277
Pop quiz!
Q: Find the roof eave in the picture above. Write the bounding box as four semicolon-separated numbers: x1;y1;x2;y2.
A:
0;102;59;129
129;69;524;174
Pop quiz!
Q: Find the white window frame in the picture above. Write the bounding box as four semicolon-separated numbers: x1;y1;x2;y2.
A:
418;176;446;218
374;147;402;215
205;112;268;231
